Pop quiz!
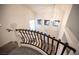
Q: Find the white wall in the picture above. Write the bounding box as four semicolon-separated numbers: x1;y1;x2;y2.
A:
58;4;72;39
35;4;71;38
0;5;35;47
59;4;79;55
35;5;55;36
0;4;73;48
67;5;79;41
64;4;79;54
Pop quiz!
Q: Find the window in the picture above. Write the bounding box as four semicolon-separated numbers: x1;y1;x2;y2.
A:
37;19;42;25
44;20;50;26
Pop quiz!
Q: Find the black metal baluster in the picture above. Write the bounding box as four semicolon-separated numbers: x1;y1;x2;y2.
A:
49;37;55;55
37;31;41;47
40;32;43;49
61;43;68;55
36;31;39;46
33;31;36;45
55;39;61;55
28;30;32;44
31;30;35;44
22;30;28;43
25;30;30;44
19;30;25;43
34;31;37;45
46;35;50;54
26;30;31;44
42;33;46;50
30;30;33;44
32;30;36;45
35;31;39;46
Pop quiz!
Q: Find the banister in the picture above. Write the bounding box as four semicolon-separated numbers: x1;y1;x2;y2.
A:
55;39;61;55
48;36;76;53
15;29;76;55
61;43;68;55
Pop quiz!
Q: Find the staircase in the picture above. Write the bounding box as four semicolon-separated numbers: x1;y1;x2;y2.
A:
15;29;76;55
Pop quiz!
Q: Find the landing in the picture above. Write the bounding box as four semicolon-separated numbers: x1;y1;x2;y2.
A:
9;46;42;55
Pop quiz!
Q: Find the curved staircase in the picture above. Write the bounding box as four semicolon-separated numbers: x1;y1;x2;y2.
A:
15;29;76;55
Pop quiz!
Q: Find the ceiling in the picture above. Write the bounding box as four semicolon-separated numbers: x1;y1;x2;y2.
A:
23;4;55;14
21;4;71;20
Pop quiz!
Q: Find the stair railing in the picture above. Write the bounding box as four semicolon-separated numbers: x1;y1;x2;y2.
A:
16;29;76;55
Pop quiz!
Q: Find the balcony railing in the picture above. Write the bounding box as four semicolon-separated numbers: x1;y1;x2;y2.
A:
16;29;76;55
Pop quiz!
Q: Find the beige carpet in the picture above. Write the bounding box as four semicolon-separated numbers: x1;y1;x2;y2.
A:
9;46;42;55
0;41;42;55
